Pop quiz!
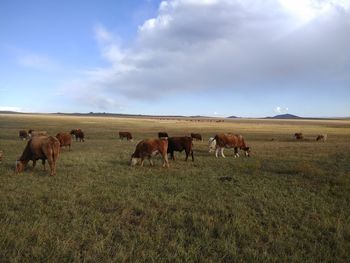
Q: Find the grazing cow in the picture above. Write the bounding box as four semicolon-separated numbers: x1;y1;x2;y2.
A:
158;132;169;138
190;133;203;141
15;136;60;176
214;133;250;158
70;129;85;142
208;137;216;153
168;136;194;161
56;132;72;151
19;130;28;140
28;129;48;138
316;134;327;142
130;138;169;167
119;131;133;141
294;133;303;140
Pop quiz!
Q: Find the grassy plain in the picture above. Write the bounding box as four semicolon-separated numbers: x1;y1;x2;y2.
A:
0;113;350;262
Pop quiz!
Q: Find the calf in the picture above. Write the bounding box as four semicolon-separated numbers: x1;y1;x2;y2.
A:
56;132;72;151
316;134;327;142
214;133;250;158
158;132;169;139
119;131;133;141
19;130;28;140
168;136;194;161
15;136;60;176
130;138;169;167
70;129;85;142
190;133;202;141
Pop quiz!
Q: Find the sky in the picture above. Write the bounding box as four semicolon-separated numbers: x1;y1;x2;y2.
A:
0;0;349;117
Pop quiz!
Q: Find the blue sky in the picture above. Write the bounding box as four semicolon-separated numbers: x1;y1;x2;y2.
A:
1;0;349;117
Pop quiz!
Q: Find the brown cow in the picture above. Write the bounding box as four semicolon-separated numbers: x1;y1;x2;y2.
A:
190;133;202;141
70;129;85;142
168;136;194;161
294;133;303;140
28;129;48;138
119;131;133;141
56;132;72;151
316;134;327;142
15;136;60;176
19;130;28;140
214;133;250;158
130;138;169;167
158;132;169;138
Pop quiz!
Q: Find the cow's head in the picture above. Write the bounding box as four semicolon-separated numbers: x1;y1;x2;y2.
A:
208;138;216;153
130;154;139;166
15;160;25;173
242;146;251;157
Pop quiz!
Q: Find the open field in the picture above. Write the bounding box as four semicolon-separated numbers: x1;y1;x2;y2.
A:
0;113;350;262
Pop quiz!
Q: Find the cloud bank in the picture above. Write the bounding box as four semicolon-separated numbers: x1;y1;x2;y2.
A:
69;0;350;110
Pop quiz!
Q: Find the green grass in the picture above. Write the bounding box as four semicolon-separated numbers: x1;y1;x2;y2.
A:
0;114;350;262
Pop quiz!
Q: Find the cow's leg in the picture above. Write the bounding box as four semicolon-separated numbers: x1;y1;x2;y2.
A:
140;158;144;167
148;157;154;166
234;147;239;158
191;150;194;162
185;150;189;161
42;159;46;170
32;159;37;168
171;151;175;160
221;148;226;158
47;157;55;176
162;152;169;168
215;148;219;158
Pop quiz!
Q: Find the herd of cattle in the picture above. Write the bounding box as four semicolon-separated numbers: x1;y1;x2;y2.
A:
0;128;327;176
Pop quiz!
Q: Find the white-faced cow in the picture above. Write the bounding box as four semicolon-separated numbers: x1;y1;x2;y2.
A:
15;136;60;176
130;138;169;167
208;137;216;153
119;131;133;141
168;136;194;161
214;133;250;158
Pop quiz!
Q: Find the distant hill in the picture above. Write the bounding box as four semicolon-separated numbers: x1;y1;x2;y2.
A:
266;114;302;119
227;116;238;119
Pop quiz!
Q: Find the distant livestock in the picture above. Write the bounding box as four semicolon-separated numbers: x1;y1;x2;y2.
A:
28;129;48;138
0;150;3;163
190;133;202;141
168;136;194;161
316;134;327;142
70;129;85;142
130;138;169;167
15;136;60;176
294;133;303;140
56;132;72;151
119;131;133;141
214;133;250;158
158;132;169;139
19;130;28;140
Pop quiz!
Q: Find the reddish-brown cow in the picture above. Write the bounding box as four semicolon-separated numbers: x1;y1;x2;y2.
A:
130;138;169;167
119;131;133;141
56;132;72;151
214;133;250;158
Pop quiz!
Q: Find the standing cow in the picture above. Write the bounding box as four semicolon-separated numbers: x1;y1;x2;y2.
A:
56;132;72;151
119;131;133;141
130;138;169;167
294;133;303;140
15;136;60;176
190;133;202;141
168;136;194;161
19;130;28;140
214;133;250;158
70;129;85;142
316;134;327;142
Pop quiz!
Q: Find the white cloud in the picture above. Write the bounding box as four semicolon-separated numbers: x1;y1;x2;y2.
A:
67;0;350;110
274;106;289;113
17;53;57;70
